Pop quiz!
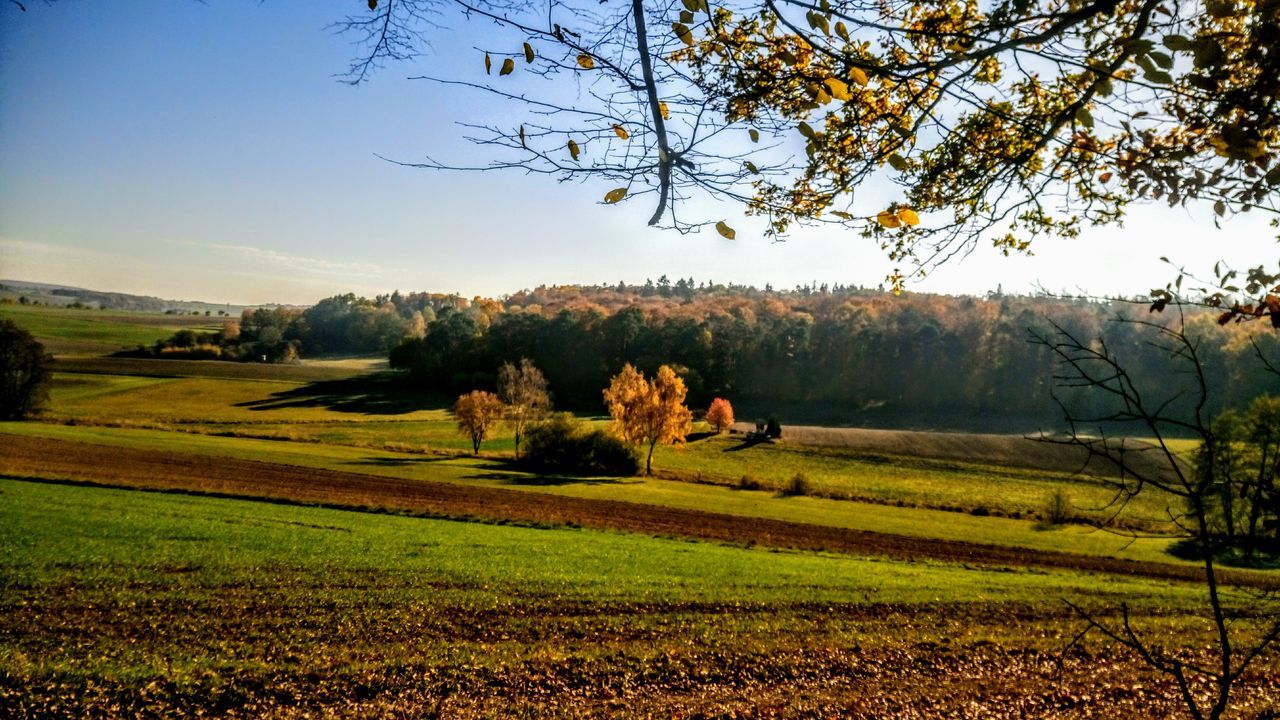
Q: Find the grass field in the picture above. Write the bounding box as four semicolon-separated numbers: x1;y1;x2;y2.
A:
0;304;218;356
4;478;1277;719
39;369;1183;527
0;423;1191;567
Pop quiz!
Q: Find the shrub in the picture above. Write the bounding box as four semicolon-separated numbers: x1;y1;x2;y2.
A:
737;474;763;491
1044;489;1073;525
782;472;811;496
523;413;639;476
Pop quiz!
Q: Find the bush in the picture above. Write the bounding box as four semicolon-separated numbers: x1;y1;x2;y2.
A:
782;472;811;496
523;413;639;476
1044;489;1073;525
737;474;763;491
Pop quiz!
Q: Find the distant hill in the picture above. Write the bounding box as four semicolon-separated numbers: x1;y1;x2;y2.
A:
0;280;250;315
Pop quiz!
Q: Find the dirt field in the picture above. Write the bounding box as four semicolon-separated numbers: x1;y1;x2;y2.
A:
3;433;1271;590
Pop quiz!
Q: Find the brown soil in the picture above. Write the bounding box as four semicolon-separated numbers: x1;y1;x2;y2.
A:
3;433;1272;590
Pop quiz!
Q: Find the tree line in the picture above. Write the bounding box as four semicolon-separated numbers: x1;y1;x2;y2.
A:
135;283;1279;430
391;286;1280;430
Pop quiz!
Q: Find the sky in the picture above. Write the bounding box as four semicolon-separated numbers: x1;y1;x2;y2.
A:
0;1;1275;306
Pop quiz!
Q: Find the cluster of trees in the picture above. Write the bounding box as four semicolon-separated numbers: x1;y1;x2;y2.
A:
393;287;1280;429
141;293;455;362
453;359;554;458
453;359;704;476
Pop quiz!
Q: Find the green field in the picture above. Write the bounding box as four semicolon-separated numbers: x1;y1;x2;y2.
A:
39;368;1181;528
8;478;1270;718
0;304;217;355
0;421;1193;566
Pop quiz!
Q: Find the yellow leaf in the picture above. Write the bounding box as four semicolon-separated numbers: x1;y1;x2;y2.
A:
659;101;670;120
848;66;869;86
523;42;535;63
567;139;580;160
876;210;901;229
896;207;920;226
831;210;853;220
577;54;595;70
519;125;526;147
835;21;849;41
744;160;759;173
679;9;694;23
798;121;816;138
673;22;694;46
823;78;851;101
499;58;515;76
749;128;759;143
613;124;629;140
681;0;698;11
715;221;736;239
604;187;627;204
485;53;492;75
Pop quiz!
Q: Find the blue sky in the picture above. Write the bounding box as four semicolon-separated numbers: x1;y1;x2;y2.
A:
0;1;1274;305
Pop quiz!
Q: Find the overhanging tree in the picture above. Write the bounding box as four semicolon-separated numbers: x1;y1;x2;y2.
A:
331;0;1278;311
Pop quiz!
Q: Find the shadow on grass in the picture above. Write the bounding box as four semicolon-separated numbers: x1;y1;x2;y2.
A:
466;471;627;487
235;374;450;416
351;456;458;467
723;436;774;452
464;458;635;487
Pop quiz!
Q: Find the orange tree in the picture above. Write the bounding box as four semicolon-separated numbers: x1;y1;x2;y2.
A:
603;363;693;475
705;397;735;433
454;389;506;454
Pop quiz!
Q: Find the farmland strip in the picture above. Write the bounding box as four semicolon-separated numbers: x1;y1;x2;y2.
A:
1;433;1273;590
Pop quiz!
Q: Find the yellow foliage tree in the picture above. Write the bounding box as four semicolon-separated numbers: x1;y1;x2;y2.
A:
603;363;692;475
453;390;505;455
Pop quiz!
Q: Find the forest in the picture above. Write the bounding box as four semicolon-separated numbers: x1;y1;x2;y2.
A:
392;286;1280;427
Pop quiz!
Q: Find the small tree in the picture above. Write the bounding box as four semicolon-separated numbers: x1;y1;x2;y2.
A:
453;390;505;455
603;363;692;475
0;320;53;421
705;397;735;434
497;358;550;460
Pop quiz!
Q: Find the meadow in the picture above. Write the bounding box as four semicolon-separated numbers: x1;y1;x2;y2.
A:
2;306;1277;718
0;304;218;356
